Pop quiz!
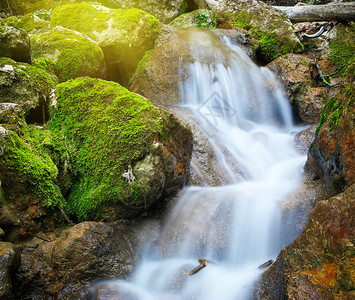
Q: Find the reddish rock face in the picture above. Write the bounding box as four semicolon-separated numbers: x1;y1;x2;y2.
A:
267;54;340;124
305;64;354;194
255;184;355;299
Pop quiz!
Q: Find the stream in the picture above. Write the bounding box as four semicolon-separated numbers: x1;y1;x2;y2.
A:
94;33;307;299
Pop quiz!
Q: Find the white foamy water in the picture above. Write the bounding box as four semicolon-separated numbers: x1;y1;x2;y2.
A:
94;36;306;299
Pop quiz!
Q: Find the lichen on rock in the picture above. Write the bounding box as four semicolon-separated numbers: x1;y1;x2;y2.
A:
31;26;106;82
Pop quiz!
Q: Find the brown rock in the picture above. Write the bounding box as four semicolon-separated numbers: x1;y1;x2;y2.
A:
255;184;355;299
267;54;339;124
14;220;160;298
0;242;20;300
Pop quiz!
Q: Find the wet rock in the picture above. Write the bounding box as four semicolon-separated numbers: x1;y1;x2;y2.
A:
294;124;317;155
49;77;192;221
0;57;57;124
255;184;355;299
0;25;31;63
130;26;257;106
14;219;160;299
50;3;161;85
305;63;354;195
211;0;304;62
0;242;20;300
31;26;106;82
267;54;339;124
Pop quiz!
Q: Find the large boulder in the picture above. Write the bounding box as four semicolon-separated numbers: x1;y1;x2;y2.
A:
48;77;192;222
31;26;106;82
267;54;339;124
0;57;57;124
0;242;20;299
130;26;258;106
211;0;304;62
13;220;159;298
255;184;355;299
0;25;31;63
50;3;161;85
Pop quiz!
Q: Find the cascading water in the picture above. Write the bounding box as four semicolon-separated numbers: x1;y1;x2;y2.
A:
94;34;306;299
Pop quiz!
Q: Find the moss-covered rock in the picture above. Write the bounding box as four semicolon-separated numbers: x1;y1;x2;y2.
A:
255;184;355;299
211;0;304;62
0;13;48;33
0;25;31;63
0;57;57;124
50;3;161;85
170;9;215;28
48;77;192;222
0;122;67;241
31;26;106;82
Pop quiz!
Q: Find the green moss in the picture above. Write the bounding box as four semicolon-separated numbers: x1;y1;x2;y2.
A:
211;5;303;62
0;58;57;115
329;23;355;71
0;16;20;27
0;127;66;208
48;77;170;221
32;57;56;75
316;82;354;134
31;26;105;82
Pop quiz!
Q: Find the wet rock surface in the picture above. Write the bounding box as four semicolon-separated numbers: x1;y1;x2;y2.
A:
267;54;339;124
130;26;257;106
0;242;20;300
14;220;160;299
255;184;355;299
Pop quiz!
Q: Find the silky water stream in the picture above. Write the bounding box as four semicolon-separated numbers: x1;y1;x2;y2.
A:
95;36;307;299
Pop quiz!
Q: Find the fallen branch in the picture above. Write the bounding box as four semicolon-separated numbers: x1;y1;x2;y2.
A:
274;3;355;23
311;51;340;88
302;22;328;38
188;258;215;276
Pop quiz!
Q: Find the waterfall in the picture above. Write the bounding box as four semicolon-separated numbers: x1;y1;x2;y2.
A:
93;35;306;299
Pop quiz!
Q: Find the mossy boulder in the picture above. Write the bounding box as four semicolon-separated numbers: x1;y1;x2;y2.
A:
0;13;48;33
255;184;355;299
48;77;192;222
31;26;106;83
50;3;161;85
0;123;66;242
211;0;304;62
0;25;31;63
0;57;57;124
